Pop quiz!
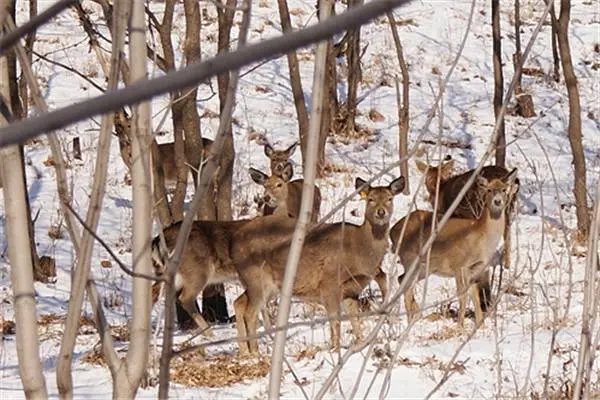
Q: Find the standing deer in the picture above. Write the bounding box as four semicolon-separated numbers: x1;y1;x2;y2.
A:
150;165;309;334
414;156;520;309
257;142;322;221
249;163;321;223
390;169;518;327
232;176;406;355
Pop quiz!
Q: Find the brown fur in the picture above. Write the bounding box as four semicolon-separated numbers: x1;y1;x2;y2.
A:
118;133;213;188
390;169;518;327
249;164;321;223
232;176;406;355
261;142;322;221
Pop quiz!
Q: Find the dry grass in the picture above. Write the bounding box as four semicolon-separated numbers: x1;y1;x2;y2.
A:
171;353;270;388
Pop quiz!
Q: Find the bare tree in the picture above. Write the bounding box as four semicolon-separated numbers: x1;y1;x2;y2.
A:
277;0;309;165
492;0;506;167
112;0;153;395
268;0;328;393
316;0;336;176
345;0;363;135
0;12;47;396
197;0;238;325
556;0;589;241
513;0;535;118
388;11;410;194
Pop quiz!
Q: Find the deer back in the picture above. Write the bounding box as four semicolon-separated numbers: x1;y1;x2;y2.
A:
240;176;405;299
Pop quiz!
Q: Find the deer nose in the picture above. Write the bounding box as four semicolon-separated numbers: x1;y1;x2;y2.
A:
377;209;387;218
493;198;502;207
264;194;272;204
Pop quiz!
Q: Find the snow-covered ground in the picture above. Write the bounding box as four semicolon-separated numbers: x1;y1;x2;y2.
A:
1;0;599;398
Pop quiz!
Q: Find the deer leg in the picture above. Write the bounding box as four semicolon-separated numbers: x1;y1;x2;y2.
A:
244;286;269;356
342;297;363;344
233;292;251;356
375;265;388;302
178;289;213;337
471;284;484;327
454;272;468;329
323;293;342;351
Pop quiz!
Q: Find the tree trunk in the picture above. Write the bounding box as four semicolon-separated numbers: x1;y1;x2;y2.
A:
113;1;153;395
345;0;363;136
277;0;309;168
556;0;589;240
545;0;561;82
492;0;506;167
18;0;36;118
0;30;48;399
199;0;238;325
317;0;336;177
388;12;410;195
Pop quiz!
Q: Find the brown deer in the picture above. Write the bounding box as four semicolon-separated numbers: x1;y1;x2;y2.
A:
150;165;307;334
258;142;323;221
117;129;213;188
232;176;406;355
249;163;321;223
414;156;520;308
390;169;518;327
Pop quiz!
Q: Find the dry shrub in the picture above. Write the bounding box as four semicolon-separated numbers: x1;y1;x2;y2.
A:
171;354;270;387
2;319;16;335
48;225;63;239
424;324;466;341
81;346;106;367
330;104;374;143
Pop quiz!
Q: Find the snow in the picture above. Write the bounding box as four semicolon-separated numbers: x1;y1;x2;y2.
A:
1;0;599;398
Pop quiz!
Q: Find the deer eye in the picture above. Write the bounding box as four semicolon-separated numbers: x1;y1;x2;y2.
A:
277;183;283;188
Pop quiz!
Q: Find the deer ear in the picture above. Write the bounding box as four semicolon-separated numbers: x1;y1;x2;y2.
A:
389;176;406;195
441;158;454;177
415;160;428;173
285;142;298;157
249;167;268;185
355;177;369;199
505;168;518;186
476;175;489;187
281;163;293;182
264;143;274;158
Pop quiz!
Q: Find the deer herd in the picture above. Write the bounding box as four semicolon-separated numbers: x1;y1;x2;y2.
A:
139;139;520;356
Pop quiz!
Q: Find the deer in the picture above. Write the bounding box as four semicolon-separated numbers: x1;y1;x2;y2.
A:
257;142;322;221
249;163;321;223
232;176;406;355
414;156;520;310
389;169;518;328
115;111;213;189
150;166;305;335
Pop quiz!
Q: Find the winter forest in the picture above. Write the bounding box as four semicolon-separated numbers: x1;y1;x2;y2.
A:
0;0;599;398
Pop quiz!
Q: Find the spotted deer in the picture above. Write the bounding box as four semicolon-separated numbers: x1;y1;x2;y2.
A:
390;169;518;327
232;176;406;355
258;142;322;221
249;163;321;223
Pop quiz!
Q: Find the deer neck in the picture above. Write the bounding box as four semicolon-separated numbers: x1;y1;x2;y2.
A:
363;220;389;242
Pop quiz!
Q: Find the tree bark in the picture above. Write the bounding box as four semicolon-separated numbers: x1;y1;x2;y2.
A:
277;0;309;168
317;0;336;177
388;11;410;195
112;1;153;396
492;0;506;167
0;22;47;398
199;0;238;325
345;0;363;136
268;0;326;394
556;0;589;240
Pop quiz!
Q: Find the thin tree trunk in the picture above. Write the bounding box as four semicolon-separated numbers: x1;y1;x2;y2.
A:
277;0;309;167
317;0;335;177
556;0;588;240
545;0;561;82
345;0;362;136
268;1;326;394
0;25;47;399
112;1;153;396
513;0;522;91
18;0;36;118
388;11;410;195
55;2;127;396
199;0;238;325
492;0;506;167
